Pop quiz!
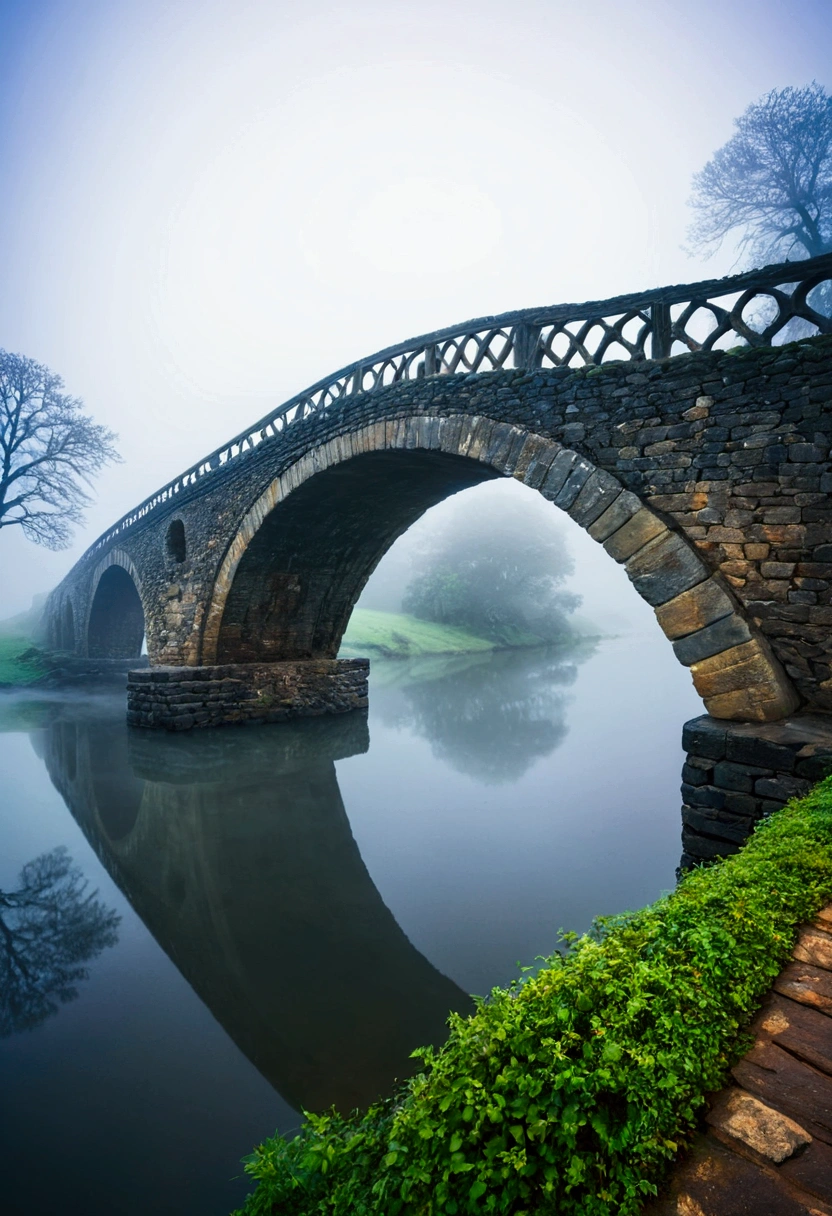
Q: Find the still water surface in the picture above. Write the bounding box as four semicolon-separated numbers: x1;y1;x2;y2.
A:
0;636;702;1216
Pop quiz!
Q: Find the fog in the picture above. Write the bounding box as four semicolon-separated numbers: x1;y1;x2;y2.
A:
358;479;654;636
0;0;830;614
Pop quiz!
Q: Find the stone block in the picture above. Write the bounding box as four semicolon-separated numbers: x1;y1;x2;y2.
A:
691;640;801;722
539;449;578;500
655;577;735;640
604;509;667;562
587;490;642;542
567;469;622;527
682;807;755;844
512;435;556;483
713;760;757;792
682;715;728;760
551;458;595;510
625;532;709;606
521;446;559;490
722;790;759;817
706;1090;811;1164
672;613;753;666
681;826;740;859
754;774;812;803
682;761;711;786
682;783;725;809
795;744;832;782
761;561;796;579
725;733;798;772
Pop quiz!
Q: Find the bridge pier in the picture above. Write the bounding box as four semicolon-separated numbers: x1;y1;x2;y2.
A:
126;657;368;730
681;713;832;867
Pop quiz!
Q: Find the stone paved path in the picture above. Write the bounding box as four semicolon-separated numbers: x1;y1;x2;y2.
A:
646;905;832;1215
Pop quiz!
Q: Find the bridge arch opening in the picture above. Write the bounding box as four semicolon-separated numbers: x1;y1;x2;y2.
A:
204;416;798;722
88;565;146;660
213;448;496;665
88;723;145;841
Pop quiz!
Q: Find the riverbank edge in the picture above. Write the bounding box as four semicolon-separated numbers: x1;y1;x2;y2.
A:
339;608;596;660
0;611;602;687
232;779;832;1216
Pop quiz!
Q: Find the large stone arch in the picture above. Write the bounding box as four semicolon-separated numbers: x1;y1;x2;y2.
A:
201;414;799;722
86;549;147;660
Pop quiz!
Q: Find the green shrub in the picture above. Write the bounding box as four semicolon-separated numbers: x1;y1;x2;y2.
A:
234;781;832;1215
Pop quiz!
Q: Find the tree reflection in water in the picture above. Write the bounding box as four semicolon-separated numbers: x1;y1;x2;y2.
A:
374;642;597;783
0;846;119;1036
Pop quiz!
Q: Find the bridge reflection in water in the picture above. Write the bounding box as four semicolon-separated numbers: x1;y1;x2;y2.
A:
37;704;472;1115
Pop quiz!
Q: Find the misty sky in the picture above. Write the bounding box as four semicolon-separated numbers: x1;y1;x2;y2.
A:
1;0;830;615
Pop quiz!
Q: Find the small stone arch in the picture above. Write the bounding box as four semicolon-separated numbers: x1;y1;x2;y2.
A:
166;518;187;564
87;550;146;660
201;414;799;723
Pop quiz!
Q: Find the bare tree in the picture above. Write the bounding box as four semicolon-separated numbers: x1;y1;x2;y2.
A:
0;350;120;549
687;83;832;265
0;847;120;1036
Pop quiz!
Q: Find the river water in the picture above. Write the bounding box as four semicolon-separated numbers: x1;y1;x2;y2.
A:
0;635;702;1216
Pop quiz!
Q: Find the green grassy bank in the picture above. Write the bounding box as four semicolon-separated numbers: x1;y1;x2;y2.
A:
233;780;832;1216
339;608;568;659
0;631;45;686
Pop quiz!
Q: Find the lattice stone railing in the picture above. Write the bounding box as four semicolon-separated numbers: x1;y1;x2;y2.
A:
84;253;832;560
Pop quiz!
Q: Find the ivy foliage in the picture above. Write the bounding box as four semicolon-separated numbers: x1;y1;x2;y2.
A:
233;781;832;1216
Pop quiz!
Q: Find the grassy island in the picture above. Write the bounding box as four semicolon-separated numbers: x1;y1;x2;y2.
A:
234;779;832;1216
338;608;565;660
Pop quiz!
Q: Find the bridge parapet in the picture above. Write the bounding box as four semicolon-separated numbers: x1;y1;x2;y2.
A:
69;254;832;567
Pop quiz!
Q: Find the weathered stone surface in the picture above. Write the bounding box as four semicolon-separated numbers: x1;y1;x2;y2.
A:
733;1039;832;1145
539;448;578;499
587;489;642;542
625;532;710;606
755;774;812;802
655;578;736;641
604;508;668;562
705;1089;811;1163
644;1134;827;1216
680;715;832;863
682;716;728;760
793;927;832;972
775;962;832;1017
754;992;832;1078
567;468;622;527
126;658;369;731
551;457;595;509
691;640;801;722
673;614;753;666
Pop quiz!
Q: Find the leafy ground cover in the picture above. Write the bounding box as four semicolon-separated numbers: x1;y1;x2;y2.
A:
233;780;832;1216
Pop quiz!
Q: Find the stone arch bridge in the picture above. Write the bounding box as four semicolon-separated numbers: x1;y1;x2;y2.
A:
46;255;832;737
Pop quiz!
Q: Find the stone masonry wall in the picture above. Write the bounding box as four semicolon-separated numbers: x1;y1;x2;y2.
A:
51;335;832;711
681;713;832;866
126;658;369;731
